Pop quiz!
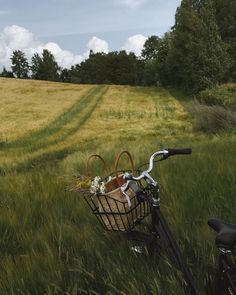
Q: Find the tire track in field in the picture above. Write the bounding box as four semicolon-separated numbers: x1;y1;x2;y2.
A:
0;85;101;150
13;86;108;152
0;86;108;174
0;141;93;175
19;85;108;153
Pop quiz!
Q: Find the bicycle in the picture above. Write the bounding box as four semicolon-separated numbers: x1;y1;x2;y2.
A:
83;148;236;295
208;219;236;295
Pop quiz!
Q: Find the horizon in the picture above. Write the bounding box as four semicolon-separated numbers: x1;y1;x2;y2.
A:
0;0;181;70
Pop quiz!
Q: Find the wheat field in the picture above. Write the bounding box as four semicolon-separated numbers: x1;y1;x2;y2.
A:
0;78;235;294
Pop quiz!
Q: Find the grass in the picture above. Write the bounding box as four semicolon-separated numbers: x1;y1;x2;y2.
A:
0;78;93;141
0;78;236;294
188;102;236;133
0;84;193;168
186;84;236;134
197;84;236;110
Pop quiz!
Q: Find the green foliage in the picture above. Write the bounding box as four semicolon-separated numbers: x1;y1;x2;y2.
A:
141;35;161;61
168;0;230;93
0;67;14;78
70;51;139;85
10;50;30;79
215;0;236;81
197;84;236;110
68;64;81;83
109;51;137;85
140;34;172;86
141;35;160;86
31;50;60;81
78;52;108;84
188;101;236;133
155;33;172;86
59;68;71;83
142;59;159;86
31;53;42;79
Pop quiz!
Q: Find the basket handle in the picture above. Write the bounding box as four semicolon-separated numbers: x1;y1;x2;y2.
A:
114;150;135;186
86;154;108;177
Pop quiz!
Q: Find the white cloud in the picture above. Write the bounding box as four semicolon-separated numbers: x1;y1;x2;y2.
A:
32;42;84;69
0;42;7;60
1;25;35;50
122;34;147;56
114;0;148;8
86;36;109;56
0;25;148;72
0;25;108;70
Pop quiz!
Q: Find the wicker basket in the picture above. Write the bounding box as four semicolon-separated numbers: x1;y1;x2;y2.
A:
84;151;150;231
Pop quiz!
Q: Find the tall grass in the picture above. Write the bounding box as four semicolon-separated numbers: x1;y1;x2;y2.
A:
0;138;235;294
188;102;236;133
0;79;236;294
0;78;93;141
197;84;236;110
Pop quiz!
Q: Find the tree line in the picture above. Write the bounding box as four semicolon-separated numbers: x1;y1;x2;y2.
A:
1;0;235;94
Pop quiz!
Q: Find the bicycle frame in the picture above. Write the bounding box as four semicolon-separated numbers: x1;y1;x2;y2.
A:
146;182;200;295
131;182;236;295
218;250;236;294
85;148;236;294
123;150;201;294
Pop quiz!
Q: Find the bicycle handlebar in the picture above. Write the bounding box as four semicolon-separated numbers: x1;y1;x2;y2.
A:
167;148;192;156
124;148;192;182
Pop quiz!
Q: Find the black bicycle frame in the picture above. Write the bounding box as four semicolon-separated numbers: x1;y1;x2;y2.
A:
149;184;201;295
219;252;236;294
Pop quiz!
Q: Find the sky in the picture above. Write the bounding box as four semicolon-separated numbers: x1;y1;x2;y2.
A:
0;0;181;70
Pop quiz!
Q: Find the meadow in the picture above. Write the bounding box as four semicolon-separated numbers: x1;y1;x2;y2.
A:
0;77;235;294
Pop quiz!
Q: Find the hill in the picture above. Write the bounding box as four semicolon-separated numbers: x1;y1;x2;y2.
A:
0;78;235;294
0;78;194;170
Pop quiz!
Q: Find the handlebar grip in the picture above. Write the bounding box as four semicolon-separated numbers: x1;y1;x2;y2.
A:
167;148;192;156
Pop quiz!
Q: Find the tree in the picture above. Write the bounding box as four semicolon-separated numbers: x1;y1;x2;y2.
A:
60;68;71;83
141;59;159;86
167;0;229;93
11;50;29;78
141;35;161;86
75;51;138;85
215;0;236;81
155;33;172;86
69;64;81;83
109;51;138;85
141;33;173;86
31;49;60;81
31;53;43;80
78;52;108;84
42;50;60;81
0;67;14;78
141;35;161;61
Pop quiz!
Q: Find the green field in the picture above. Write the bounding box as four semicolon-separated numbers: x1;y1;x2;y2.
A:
0;77;236;294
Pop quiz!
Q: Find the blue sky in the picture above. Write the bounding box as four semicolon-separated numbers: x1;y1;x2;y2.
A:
0;0;181;69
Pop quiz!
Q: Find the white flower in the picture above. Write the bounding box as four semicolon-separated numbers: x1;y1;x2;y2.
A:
100;182;106;194
90;176;106;195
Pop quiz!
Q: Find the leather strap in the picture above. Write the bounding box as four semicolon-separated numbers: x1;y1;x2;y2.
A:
86;154;108;177
114;151;135;186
